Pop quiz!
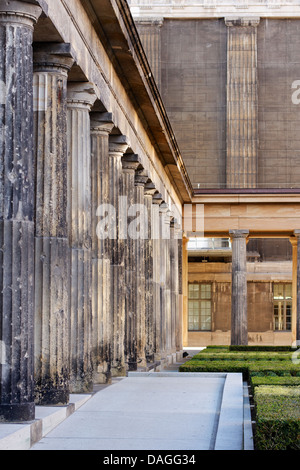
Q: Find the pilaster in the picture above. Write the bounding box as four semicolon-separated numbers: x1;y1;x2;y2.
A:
225;17;260;189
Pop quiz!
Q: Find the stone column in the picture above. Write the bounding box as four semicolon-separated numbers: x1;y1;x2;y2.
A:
144;181;157;363
159;202;170;359
152;193;163;361
293;231;300;342
225;17;260;189
229;229;249;345
90;112;114;383
121;154;141;371
108;135;130;376
165;211;172;358
173;220;183;361
290;236;298;344
182;236;189;348
170;218;176;356
134;168;149;368
67;82;97;392
33;44;74;405
0;1;42;422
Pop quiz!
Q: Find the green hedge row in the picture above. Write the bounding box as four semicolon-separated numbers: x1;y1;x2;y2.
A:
254;386;300;450
179;359;300;380
250;375;300;390
180;346;300;449
190;352;293;362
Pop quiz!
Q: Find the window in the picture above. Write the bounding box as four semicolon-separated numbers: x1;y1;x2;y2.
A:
188;283;212;331
273;283;292;331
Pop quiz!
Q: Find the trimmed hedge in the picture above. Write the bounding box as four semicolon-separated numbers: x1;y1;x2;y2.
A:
254;386;300;450
180;345;300;449
250;375;300;390
179;359;300;380
229;345;296;352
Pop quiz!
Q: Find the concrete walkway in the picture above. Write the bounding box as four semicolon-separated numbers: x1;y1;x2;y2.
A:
0;350;254;451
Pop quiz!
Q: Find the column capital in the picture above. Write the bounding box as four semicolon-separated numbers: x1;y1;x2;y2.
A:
109;134;130;157
144;181;157;197
152;193;163;205
121;153;141;172
225;17;260;28
135;169;148;187
90;112;114;135
229;229;249;239
0;1;42;27
67;82;98;110
33;43;75;75
294;230;300;239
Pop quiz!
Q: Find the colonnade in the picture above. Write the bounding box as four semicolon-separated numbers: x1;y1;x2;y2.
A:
0;1;183;422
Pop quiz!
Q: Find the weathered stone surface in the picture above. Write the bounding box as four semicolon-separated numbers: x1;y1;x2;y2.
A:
121;154;141;371
67;82;97;393
108;135;130;376
33;45;74;406
90;113;114;384
0;1;42;422
134;168;149;368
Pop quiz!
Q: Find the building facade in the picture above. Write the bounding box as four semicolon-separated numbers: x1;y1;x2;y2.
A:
129;0;300;347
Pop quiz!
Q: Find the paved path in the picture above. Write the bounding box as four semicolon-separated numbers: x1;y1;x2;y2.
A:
0;348;254;451
30;371;251;451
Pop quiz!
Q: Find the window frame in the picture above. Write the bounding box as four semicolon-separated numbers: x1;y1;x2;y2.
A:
273;283;292;332
188;282;212;332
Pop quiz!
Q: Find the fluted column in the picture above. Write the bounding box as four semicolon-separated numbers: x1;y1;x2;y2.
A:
144;181;157;363
176;225;183;360
108;135;130;376
90;112;114;383
152;193;163;361
226;17;260;189
159;202;170;359
121;154;141;371
0;1;42;422
230;229;249;345
134;169;149;368
67;82;97;392
171;219;182;360
33;44;74;405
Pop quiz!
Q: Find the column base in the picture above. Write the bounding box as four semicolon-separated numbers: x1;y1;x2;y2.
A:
127;361;138;372
0;402;35;422
93;372;112;384
35;388;70;407
111;366;127;377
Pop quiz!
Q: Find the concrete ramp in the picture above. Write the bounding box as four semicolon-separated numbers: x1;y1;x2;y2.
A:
30;372;250;451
